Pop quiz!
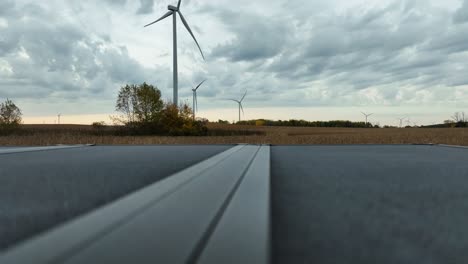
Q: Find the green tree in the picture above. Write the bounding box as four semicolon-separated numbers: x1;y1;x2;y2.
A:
0;99;22;127
115;83;164;126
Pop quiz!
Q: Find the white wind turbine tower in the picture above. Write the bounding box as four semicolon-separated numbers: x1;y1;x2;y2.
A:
144;0;205;106
397;117;407;128
58;114;61;125
192;80;206;120
361;112;373;126
229;91;247;123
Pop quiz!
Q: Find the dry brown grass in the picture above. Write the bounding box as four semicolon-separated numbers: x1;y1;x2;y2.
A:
1;124;467;146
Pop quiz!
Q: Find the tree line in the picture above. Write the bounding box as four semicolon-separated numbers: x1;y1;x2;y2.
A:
1;83;468;134
236;119;378;128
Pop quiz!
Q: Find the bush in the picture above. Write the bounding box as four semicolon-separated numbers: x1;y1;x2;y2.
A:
158;103;207;136
92;121;106;129
256;120;266;126
217;119;230;124
91;121;106;135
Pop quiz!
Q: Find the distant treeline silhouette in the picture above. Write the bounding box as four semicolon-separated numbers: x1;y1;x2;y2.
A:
235;119;378;128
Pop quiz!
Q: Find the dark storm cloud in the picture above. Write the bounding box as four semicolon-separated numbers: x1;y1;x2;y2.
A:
137;0;154;14
0;0;15;15
209;9;292;62
0;2;163;101
178;0;468;108
259;1;468;103
454;0;468;23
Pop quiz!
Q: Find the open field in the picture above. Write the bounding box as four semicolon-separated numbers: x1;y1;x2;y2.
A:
0;124;467;146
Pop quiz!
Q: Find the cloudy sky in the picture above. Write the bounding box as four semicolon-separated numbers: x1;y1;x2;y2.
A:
1;0;468;125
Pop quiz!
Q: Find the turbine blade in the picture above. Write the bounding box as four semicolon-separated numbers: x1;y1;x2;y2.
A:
195;79;206;91
144;11;173;27
177;0;182;9
240;90;247;102
178;11;205;60
240;103;245;115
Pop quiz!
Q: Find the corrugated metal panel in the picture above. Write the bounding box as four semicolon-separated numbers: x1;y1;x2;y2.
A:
0;144;271;264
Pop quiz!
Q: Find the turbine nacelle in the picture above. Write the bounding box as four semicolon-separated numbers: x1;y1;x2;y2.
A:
168;5;178;11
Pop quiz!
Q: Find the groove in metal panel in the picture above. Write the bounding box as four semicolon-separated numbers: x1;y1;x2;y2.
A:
0;145;94;155
196;145;271;264
436;144;468;149
186;146;262;263
60;145;262;264
0;145;246;264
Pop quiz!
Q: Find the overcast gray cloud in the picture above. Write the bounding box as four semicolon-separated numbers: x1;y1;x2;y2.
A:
105;0;127;6
0;1;176;103
0;0;14;15
209;9;292;62
0;0;467;123
137;0;154;15
454;0;468;23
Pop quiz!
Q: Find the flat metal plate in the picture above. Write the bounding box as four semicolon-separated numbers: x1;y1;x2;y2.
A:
272;145;468;264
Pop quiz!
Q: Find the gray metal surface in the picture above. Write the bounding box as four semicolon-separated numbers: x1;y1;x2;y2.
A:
5;144;465;264
272;145;468;264
197;145;270;264
1;145;270;264
0;145;231;251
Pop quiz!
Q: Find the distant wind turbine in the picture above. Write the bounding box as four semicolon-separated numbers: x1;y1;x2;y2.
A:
229;91;247;123
361;112;373;126
397;117;407;128
192;80;206;120
58;114;61;125
144;0;205;106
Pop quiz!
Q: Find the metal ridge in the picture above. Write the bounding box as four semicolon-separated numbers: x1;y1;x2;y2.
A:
436;144;468;149
0;145;94;155
1;144;271;264
196;145;270;264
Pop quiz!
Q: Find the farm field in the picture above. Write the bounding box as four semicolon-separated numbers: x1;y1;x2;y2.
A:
0;124;467;146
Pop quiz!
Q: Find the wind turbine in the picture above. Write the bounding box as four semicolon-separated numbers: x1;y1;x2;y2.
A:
361;112;373;126
229;91;247;123
397;117;407;128
144;0;205;106
192;80;206;120
58;114;61;125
